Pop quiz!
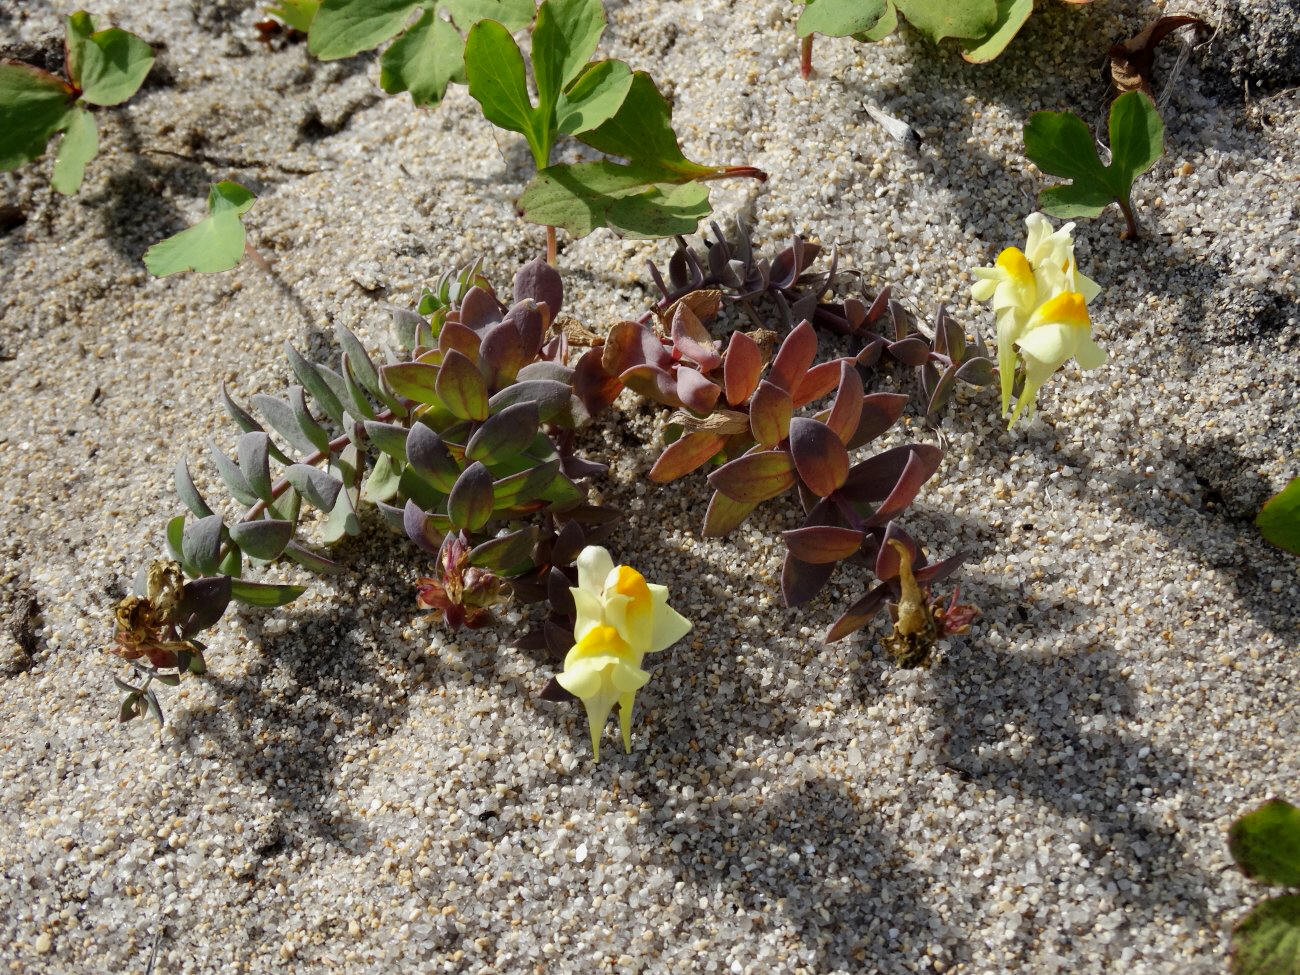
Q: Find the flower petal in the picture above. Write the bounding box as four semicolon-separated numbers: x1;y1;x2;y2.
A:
1074;336;1107;370
576;545;614;596
570;587;605;637
646;584;692;653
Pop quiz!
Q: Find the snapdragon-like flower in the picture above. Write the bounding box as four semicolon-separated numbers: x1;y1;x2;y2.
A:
556;546;692;759
971;213;1103;424
1008;291;1107;426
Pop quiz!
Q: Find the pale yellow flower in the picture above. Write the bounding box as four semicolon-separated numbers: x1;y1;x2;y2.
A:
556;546;692;759
1008;291;1107;426
972;213;1103;423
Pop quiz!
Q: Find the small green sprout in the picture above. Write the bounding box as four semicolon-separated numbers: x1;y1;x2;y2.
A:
1022;90;1165;240
1256;477;1300;556
0;11;153;194
1227;799;1300;975
143;181;257;277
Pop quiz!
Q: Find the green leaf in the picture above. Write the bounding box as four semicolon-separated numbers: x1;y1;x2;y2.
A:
532;0;605;117
381;361;442;404
76;23;155;106
1257;478;1300;555
448;461;495;531
797;0;887;38
309;0;422;60
323;445;362;544
51;107;98;195
144;181;255;276
361;451;402;502
576;71;710;181
894;0;997;43
519;160;712;238
229;578;307;607
441;0;534;32
1107;90;1165;197
858;1;897;40
166;514;186;563
0;63;75;171
65;12;95;89
1232;895;1300;975
555;58;632;135
380;8;465;105
1024;91;1164;224
228;519;294;560
269;0;321;32
959;0;1033;63
464;18;546;166
1230;800;1300;887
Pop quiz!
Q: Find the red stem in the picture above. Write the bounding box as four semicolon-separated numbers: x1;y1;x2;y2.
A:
546;226;557;266
800;34;813;80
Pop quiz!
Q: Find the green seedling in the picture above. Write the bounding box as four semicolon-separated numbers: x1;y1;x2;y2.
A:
1022;90;1164;239
1228;799;1300;975
1257;477;1300;556
796;0;1093;77
144;181;258;277
467;0;764;256
0;11;153;194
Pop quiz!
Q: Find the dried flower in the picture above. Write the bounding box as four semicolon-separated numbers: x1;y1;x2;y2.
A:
557;546;691;758
880;541;979;668
971;213;1102;424
111;560;192;669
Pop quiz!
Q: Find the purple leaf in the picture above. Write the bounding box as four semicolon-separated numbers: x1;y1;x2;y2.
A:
825;361;864;445
404;500;443;554
512;257;563;322
448;462;494;531
825;582;891;642
781;525;865;563
438;321;482;363
670;304;721;371
649;432;725;483
459;286;504;333
788;417;849;497
676;367;722;414
845;392;909;450
873;522;920;580
702;490;758;537
781;553;836;607
437;349;489;421
406;423;459;492
479;321;528;390
465;401;539;463
767;320;817;393
791;358;843;407
868;445;943;525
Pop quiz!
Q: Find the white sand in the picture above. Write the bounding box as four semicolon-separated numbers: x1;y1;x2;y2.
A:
0;0;1296;972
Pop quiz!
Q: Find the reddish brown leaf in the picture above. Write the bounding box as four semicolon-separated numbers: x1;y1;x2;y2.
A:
724;330;762;406
702;490;757;537
749;380;793;447
670;304;721;371
572;346;623;417
791;358;845;407
845;392;909;450
868;445;943;525
603;320;669;375
676;367;721;414
621;364;680;407
767;320;817;394
707;450;797;503
459;286;504;332
648;432;725;483
825;362;864;445
782;525;865;563
825;582;890;642
479;321;527;390
873;522;920;580
788;417;849;497
439;321;482;363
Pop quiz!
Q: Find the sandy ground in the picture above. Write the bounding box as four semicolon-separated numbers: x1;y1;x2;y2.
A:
0;0;1297;972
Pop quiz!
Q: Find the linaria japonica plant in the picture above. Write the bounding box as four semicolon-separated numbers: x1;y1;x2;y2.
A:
110;257;618;726
575;300;977;656
0;10;154;194
645;220;997;420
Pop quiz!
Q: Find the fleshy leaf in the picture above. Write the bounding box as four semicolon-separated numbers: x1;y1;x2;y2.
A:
465;401;540;463
781;553;836;607
701;490;758;537
437;349;490;421
229;578;307;607
448;461;494;531
182;514;225;577
782;525;865;564
749;380;793;448
406;423;460;491
788;418;849;497
228;519;294;560
767;321;817;394
707;450;797;503
648;432;725;483
285;464;344;511
723;330;763;406
382;362;442;405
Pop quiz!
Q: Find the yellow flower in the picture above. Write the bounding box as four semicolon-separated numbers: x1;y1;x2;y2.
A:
556;546;692;759
1008;291;1107;426
971;213;1103;423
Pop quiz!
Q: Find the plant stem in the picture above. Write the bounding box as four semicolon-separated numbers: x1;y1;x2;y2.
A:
1117;196;1139;240
800;35;814;80
243;240;274;274
698;166;769;183
214;407;395;562
546;226;557;266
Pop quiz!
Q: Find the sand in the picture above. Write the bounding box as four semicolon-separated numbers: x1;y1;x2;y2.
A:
0;0;1296;972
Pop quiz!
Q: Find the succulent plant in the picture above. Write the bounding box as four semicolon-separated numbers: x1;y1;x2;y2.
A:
646;221;997;420
114;257;616;725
